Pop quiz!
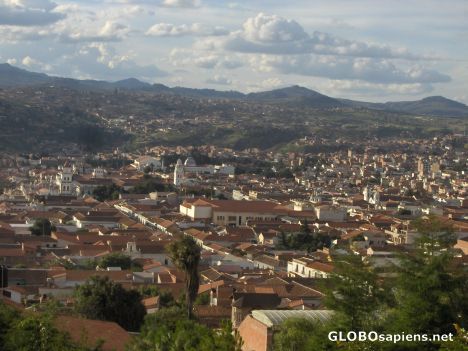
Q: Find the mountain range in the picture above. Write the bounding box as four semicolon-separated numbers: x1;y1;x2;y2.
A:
0;63;467;118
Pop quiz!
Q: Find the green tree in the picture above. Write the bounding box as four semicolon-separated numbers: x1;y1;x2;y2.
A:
439;325;468;351
139;286;176;308
387;216;467;337
214;320;243;351
29;218;56;236
300;219;311;235
273;318;316;351
74;276;146;331
0;300;20;347
194;292;210;306
128;308;240;351
167;236;201;319
322;253;390;331
98;253;132;270
4;314;81;351
92;184;123;202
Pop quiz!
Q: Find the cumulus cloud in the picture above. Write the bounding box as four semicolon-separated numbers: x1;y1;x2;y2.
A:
251;55;451;84
169;49;244;70
59;21;130;43
242;13;308;43
0;0;65;26
21;55;40;67
57;43;167;81
206;75;232;85
209;13;429;60
146;23;227;37
0;26;51;42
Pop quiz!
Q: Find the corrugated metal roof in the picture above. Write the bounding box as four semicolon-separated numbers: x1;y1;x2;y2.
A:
252;309;334;327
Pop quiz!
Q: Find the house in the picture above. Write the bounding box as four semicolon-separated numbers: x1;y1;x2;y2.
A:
72;210;121;229
287;257;334;278
142;296;160;314
231;292;281;328
194;305;232;328
180;199;289;227
238;310;334;351
315;205;347;222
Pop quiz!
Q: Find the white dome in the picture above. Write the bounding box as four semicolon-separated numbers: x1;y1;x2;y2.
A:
184;156;197;167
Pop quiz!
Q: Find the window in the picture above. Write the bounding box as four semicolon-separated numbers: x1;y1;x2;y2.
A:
228;216;236;221
216;215;225;221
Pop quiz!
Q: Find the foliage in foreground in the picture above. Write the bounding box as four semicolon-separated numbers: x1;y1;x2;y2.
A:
0;301;97;351
73;275;146;331
273;216;468;351
127;307;242;351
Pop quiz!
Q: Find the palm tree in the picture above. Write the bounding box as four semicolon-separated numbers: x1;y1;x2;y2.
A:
167;235;201;319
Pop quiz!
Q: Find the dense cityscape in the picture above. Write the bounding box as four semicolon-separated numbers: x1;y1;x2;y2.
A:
0;128;466;350
0;1;467;350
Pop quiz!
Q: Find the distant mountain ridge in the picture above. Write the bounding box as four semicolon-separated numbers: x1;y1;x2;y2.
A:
0;63;467;118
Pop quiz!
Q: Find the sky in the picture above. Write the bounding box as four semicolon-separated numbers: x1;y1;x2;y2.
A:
0;0;467;102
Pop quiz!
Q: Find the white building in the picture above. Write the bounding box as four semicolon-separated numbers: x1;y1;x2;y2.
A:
133;156;163;171
56;162;75;195
179;198;289;227
287;257;334;278
173;157;235;186
315;205;347;222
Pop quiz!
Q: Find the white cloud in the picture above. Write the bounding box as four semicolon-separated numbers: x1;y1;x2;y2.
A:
57;43;168;81
0;0;65;26
169;49;244;70
251;54;450;84
325;80;434;96
242;12;308;43
0;26;51;42
161;0;199;8
21;55;40;67
59;21;130;43
210;13;430;61
206;74;232;85
146;23;227;37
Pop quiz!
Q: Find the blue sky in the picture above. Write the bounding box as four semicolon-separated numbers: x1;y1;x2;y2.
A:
0;0;467;102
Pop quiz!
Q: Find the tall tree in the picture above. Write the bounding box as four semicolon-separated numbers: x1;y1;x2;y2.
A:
128;308;241;351
0;301;20;347
300;219;311;235
29;218;56;236
5;315;82;351
387;216;467;336
322;253;390;331
98;252;132;270
167;235;201;319
273;318;316;351
74;276;146;331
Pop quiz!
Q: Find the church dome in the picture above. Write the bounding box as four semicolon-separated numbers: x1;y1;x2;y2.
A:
184;156;197;167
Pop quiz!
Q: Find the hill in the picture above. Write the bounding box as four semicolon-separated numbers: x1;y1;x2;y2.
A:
382;96;468;118
0;63;466;118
